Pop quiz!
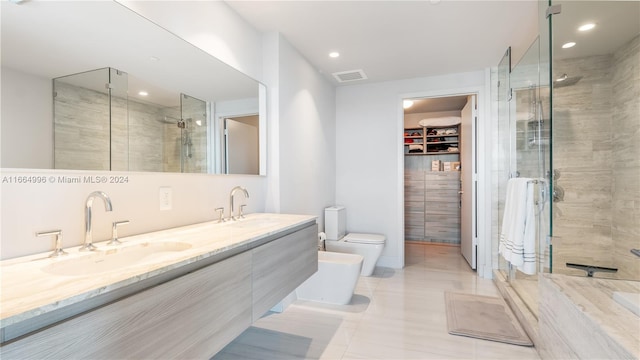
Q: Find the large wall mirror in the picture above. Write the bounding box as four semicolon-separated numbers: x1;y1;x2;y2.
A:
1;1;266;175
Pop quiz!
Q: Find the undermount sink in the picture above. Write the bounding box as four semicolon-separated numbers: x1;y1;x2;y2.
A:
228;217;281;229
42;241;192;276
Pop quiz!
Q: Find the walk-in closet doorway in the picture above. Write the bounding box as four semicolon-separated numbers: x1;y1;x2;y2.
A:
402;93;478;270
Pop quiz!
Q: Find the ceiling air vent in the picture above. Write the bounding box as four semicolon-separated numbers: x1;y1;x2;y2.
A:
332;69;368;83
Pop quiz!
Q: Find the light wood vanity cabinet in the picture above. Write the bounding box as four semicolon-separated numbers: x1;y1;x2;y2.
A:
0;222;318;359
252;224;318;320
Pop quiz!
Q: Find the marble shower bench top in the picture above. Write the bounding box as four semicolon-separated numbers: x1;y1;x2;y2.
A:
540;274;640;358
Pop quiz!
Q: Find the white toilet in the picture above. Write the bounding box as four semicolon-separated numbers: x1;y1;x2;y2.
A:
324;206;385;276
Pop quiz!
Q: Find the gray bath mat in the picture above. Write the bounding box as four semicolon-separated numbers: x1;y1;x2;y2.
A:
445;292;533;346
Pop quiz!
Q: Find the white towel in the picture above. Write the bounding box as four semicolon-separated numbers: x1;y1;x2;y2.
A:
519;180;536;275
537;206;547;272
499;178;520;264
499;178;537;275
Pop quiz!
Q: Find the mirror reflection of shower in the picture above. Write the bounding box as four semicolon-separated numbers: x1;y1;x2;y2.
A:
553;73;583;88
182;118;193;160
180;94;207;173
161;116;202;172
52;66;212;173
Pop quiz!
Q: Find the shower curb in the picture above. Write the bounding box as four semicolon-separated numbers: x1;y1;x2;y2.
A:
492;270;540;348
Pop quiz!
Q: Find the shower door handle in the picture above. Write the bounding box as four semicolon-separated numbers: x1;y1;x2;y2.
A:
553;185;564;202
551;169;564;202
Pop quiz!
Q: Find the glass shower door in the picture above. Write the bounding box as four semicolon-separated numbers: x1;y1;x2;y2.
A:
180;94;207;173
497;34;550;316
548;0;640;280
109;68;129;171
54;68;111;170
512;37;551;275
538;0;552;274
494;48;512;277
53;67;129;171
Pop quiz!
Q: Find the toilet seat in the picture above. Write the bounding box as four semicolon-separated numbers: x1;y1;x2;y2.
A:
344;233;385;245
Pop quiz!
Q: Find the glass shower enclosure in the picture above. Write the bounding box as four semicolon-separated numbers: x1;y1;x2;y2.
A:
548;0;640;281
54;67;129;171
53;67;208;173
493;0;639;322
493;36;552;317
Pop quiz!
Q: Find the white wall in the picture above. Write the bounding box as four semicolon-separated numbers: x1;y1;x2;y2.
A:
0;170;267;259
0;68;53;169
117;1;263;81
264;32;337;231
262;32;282;214
335;71;486;269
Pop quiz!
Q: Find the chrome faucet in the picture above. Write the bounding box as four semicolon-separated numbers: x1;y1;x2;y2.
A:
229;186;249;221
108;220;129;245
36;229;67;257
82;191;113;251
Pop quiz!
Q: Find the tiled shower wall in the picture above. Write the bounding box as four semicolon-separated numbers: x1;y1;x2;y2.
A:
552;35;639;280
54;82;112;170
180;97;208;173
162;107;182;173
611;35;640;280
160;98;207;173
54;83;187;173
127;100;166;172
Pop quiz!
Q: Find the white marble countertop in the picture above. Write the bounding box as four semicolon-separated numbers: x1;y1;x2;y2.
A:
0;213;316;329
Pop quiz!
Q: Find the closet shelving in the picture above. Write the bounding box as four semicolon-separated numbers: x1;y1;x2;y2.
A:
404;125;460;155
403;127;424;155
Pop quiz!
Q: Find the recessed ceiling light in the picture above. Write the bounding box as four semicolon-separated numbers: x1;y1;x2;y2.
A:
403;100;414;109
562;42;576;49
329;52;340;58
138;91;148;96
578;23;596;32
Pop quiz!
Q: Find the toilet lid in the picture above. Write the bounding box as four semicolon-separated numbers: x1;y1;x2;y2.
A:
344;233;386;244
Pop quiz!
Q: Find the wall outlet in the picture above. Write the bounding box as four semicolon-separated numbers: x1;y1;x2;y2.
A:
159;187;172;211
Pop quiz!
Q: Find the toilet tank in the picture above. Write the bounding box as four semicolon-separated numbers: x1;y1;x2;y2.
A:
325;206;346;240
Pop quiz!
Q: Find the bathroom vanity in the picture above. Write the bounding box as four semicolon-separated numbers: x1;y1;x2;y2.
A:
0;213;317;358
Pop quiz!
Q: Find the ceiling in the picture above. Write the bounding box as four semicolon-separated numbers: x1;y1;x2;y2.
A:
4;0;636;111
226;0;639;112
226;0;539;85
553;1;640;60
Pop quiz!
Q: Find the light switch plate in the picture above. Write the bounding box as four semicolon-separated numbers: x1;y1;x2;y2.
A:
159;187;172;210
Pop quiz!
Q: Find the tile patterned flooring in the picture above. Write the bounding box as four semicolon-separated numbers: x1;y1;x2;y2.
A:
214;243;541;360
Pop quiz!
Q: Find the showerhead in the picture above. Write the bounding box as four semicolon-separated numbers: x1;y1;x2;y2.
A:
553;75;583;88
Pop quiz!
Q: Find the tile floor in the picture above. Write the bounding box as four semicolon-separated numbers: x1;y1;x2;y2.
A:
214;243;541;360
